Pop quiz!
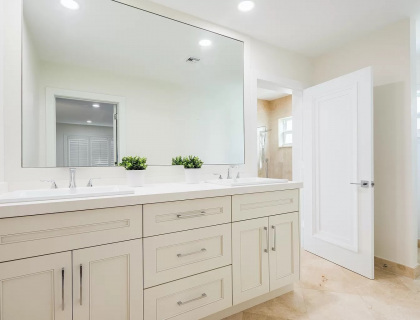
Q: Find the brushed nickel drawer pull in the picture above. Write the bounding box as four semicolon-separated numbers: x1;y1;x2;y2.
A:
61;268;65;311
80;264;83;306
177;293;207;306
177;248;207;258
263;227;268;253
176;211;206;219
272;225;276;251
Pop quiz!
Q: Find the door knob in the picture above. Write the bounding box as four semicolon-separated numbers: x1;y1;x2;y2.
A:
350;180;369;188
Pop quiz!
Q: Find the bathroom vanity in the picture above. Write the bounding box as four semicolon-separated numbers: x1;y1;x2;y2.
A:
0;182;301;320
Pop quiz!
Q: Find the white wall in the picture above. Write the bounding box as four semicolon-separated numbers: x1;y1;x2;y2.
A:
313;19;418;268
22;17;41;167
1;0;313;191
0;0;5;192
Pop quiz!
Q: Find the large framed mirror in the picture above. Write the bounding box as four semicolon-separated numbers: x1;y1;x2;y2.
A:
22;0;244;167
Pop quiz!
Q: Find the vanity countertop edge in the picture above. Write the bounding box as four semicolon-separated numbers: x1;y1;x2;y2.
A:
0;181;303;219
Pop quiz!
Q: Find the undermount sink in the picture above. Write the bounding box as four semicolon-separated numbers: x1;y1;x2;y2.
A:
0;186;135;204
206;177;289;187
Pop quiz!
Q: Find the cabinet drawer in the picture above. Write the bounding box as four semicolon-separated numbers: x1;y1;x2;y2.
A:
143;197;231;236
0;206;142;262
144;266;232;320
144;224;231;288
232;190;299;221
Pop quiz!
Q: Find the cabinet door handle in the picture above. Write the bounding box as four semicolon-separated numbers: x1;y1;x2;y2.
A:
272;225;277;251
61;268;65;311
177;248;207;258
80;264;83;306
177;293;207;306
263;227;268;253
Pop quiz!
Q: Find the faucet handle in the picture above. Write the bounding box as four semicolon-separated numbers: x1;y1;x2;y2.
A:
41;180;58;189
213;173;223;180
86;178;100;187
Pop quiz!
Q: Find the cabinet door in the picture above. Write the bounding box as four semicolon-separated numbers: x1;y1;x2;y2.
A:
232;218;269;304
269;212;300;290
73;240;143;320
0;252;72;320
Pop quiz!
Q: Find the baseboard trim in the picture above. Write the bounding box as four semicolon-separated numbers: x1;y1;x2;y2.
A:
201;284;294;320
375;256;418;279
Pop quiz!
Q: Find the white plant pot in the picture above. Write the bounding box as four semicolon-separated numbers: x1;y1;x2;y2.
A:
126;170;146;187
184;168;202;184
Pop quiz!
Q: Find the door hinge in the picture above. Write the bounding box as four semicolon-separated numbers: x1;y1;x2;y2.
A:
113;113;118;120
371;181;375;187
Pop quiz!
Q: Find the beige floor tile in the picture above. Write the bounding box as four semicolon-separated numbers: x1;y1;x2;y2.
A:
299;251;363;295
302;288;374;320
352;268;413;303
360;294;420;320
242;312;309;320
223;312;243;320
243;287;307;319
225;251;420;320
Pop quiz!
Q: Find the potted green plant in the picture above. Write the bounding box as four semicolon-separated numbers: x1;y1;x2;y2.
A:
172;155;204;184
119;156;148;187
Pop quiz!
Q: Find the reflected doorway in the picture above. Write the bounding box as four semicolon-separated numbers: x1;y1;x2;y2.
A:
257;82;293;180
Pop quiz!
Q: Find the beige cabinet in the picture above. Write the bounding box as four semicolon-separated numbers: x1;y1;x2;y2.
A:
73;239;143;320
144;266;232;320
232;217;270;304
0;252;72;320
269;212;300;290
144;224;231;288
232;213;299;304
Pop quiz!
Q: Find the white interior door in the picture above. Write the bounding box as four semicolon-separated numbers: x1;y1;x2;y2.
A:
303;67;374;279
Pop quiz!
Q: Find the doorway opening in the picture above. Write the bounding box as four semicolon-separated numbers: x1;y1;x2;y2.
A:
256;80;293;180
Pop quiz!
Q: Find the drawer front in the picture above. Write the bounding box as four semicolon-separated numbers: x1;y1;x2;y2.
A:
143;197;231;237
144;266;232;320
0;206;142;262
232;190;299;222
144;224;231;288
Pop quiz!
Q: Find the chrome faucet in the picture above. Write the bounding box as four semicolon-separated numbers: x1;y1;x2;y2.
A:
227;165;239;180
69;168;77;189
41;179;58;189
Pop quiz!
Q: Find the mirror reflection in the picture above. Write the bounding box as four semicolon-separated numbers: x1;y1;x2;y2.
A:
22;0;244;167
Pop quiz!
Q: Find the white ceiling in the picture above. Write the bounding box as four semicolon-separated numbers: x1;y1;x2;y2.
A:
149;0;420;57
257;88;291;101
56;98;114;127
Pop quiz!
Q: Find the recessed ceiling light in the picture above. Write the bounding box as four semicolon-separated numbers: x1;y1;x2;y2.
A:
238;0;255;12
60;0;80;10
92;103;100;108
199;39;212;47
86;120;92;124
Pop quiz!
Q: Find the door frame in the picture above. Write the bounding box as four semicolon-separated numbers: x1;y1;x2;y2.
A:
45;87;126;167
253;72;305;243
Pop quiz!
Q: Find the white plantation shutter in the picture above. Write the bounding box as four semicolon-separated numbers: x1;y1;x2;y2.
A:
90;138;110;166
109;139;115;165
68;137;89;166
66;135;113;167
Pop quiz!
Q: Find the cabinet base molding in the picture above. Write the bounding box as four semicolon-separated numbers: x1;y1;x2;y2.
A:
200;284;294;320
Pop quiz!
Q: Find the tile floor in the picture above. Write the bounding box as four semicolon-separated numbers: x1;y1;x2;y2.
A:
223;250;420;320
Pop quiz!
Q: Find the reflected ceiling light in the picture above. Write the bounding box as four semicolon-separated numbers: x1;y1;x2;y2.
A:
238;1;255;11
199;39;212;47
60;0;80;10
86;120;92;124
92;103;100;108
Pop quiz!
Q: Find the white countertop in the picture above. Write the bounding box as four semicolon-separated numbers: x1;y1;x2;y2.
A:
0;181;303;219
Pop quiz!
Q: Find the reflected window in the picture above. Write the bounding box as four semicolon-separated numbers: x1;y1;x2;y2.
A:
278;117;293;147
